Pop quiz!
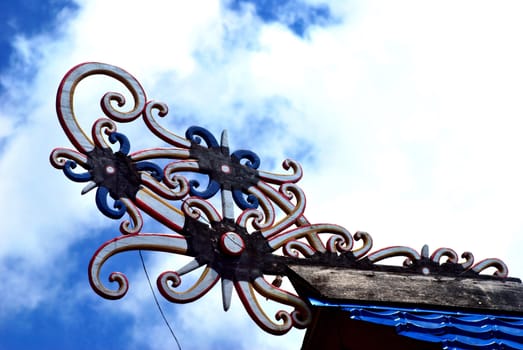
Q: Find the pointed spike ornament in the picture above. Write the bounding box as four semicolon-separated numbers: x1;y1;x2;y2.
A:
51;62;514;337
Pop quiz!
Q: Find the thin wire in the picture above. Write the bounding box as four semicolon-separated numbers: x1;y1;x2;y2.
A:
139;250;182;350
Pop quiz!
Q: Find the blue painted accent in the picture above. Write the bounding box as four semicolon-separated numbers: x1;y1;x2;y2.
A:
231;150;260;169
108;132;130;154
95;186;126;219
182;127;261;209
185;126;219;148
135;161;163;181
310;298;523;349
233;189;259;209
189;179;221;199
63;160;92;182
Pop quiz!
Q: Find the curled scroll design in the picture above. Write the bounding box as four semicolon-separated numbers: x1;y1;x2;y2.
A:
158;266;220;303
89;234;188;300
56;62;146;153
52;62;514;338
235;277;311;335
367;246;422;264
362;245;508;278
236;186;276;231
472;259;509;278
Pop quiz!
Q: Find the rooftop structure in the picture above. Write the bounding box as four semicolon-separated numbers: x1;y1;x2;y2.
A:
51;62;523;349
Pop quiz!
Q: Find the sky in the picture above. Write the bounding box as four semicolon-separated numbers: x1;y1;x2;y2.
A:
1;0;523;349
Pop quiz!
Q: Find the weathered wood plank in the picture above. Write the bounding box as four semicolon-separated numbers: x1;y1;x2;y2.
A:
289;265;523;314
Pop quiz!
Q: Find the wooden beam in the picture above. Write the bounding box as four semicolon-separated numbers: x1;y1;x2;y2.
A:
289;265;523;314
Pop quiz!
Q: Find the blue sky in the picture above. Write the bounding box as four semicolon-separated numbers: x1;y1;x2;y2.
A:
1;1;523;349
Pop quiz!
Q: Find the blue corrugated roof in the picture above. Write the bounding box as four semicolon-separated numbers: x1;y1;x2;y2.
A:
310;298;523;349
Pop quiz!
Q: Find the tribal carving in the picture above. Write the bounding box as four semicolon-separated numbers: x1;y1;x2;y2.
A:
51;63;511;335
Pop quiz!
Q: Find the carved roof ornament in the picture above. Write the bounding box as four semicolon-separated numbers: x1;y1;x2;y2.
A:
51;63;514;335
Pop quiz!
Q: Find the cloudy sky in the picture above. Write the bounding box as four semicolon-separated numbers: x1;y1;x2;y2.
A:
1;0;523;349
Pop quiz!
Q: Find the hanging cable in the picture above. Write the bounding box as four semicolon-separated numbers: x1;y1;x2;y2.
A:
139;250;182;350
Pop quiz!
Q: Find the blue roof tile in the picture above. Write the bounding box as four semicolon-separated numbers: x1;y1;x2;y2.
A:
310;298;523;349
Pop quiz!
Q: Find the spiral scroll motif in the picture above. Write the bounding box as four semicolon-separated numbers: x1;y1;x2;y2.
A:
51;62;513;336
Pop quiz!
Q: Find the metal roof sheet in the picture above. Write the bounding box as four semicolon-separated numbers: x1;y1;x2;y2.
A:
311;298;523;349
